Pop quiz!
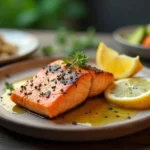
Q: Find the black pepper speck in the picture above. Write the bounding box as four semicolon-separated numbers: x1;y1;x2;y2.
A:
24;92;27;95
45;70;48;75
51;86;56;89
30;83;33;86
46;90;51;98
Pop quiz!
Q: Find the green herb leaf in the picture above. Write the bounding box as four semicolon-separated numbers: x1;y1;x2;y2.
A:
62;58;71;66
63;51;90;68
81;27;98;49
56;27;67;45
42;45;53;56
87;27;96;39
5;82;14;91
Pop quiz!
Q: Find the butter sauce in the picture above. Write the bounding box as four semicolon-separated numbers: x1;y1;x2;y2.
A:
0;79;138;126
0;80;27;114
54;97;138;126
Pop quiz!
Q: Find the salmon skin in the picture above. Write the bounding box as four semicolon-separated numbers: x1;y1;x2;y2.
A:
11;60;114;118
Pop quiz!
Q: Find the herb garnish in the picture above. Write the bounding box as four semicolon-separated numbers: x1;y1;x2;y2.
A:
42;46;53;56
42;27;99;56
5;82;14;95
5;82;14;91
63;51;90;68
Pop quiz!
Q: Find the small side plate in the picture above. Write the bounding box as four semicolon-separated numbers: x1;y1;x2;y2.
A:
0;29;39;64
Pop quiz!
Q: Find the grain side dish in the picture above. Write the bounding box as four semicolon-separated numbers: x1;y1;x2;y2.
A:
0;35;18;58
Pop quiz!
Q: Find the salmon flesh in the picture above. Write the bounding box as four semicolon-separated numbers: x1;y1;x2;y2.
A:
11;60;114;118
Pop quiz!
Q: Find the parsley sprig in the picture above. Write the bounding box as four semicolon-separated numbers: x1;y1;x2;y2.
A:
5;82;14;95
5;82;14;91
63;51;90;68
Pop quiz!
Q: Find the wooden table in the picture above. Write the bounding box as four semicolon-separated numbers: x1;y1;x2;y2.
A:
0;30;150;150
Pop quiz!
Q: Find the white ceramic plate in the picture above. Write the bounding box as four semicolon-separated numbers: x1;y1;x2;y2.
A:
0;58;149;141
0;29;39;64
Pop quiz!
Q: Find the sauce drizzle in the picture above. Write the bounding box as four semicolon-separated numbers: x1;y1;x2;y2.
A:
0;79;139;126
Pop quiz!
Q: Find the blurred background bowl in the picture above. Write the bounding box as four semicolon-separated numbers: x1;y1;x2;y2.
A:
113;25;150;60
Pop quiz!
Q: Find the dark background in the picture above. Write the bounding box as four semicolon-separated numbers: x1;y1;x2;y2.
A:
85;0;150;32
0;0;150;32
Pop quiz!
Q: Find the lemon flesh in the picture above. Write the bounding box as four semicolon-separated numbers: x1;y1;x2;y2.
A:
104;78;150;109
96;42;143;79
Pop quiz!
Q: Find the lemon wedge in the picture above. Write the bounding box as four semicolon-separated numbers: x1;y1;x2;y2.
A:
96;42;143;79
104;78;150;109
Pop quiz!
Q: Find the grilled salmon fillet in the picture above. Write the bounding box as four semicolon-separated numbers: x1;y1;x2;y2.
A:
85;65;114;97
11;60;114;118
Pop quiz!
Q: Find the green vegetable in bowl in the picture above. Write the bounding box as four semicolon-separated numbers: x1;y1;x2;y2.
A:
146;24;150;35
126;26;145;45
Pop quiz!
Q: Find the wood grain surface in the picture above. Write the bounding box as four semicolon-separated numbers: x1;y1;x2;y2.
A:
0;30;149;150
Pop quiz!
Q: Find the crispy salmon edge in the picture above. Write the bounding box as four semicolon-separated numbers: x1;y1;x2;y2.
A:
88;71;114;97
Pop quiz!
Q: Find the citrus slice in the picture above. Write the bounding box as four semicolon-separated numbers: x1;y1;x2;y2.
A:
104;78;150;109
96;42;143;79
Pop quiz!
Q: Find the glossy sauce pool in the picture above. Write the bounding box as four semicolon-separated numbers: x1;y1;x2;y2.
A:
0;79;139;127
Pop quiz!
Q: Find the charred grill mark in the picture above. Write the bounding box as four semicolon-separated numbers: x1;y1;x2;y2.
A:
83;65;104;74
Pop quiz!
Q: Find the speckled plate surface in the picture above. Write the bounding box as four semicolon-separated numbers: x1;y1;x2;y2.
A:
0;29;39;64
0;58;149;141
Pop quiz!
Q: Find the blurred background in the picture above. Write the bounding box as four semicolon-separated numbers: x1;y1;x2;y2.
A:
0;0;150;32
